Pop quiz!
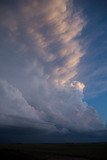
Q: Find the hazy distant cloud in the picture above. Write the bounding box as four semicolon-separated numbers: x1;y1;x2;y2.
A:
0;79;45;127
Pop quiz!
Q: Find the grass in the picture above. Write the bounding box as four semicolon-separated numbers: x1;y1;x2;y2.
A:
0;143;107;160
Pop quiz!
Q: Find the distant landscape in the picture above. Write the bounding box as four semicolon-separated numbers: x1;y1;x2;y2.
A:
0;143;107;160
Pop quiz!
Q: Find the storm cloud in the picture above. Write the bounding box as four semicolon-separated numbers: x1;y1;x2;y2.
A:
0;78;104;132
0;0;105;133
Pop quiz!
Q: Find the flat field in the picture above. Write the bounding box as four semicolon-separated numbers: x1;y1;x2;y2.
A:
0;143;107;160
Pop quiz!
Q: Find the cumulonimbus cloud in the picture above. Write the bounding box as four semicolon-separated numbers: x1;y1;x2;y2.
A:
0;79;104;131
0;0;105;132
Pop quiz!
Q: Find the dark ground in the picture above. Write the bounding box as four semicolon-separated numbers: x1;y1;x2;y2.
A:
0;143;107;160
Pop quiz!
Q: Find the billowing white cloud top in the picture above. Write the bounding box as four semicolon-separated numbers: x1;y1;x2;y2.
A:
0;79;104;131
71;81;85;92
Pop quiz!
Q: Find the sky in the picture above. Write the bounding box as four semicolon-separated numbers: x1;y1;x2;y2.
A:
0;0;107;143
